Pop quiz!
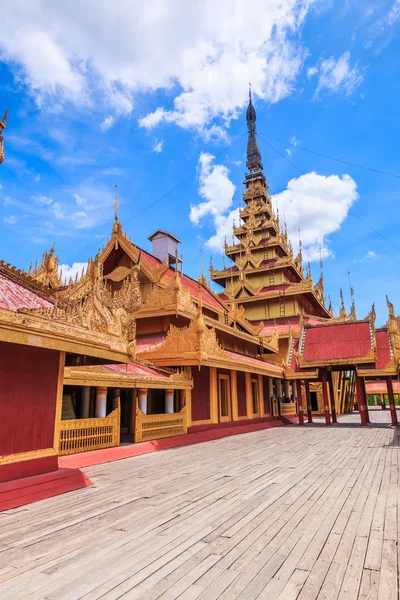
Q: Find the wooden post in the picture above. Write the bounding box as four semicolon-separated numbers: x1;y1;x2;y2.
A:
361;378;370;423
386;377;398;426
231;371;239;421
296;380;305;425
209;367;219;423
305;381;313;423
327;371;338;424
355;374;368;426
321;370;331;426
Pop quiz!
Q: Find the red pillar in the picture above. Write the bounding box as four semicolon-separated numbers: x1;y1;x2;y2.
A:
361;377;370;423
327;371;338;424
321;369;331;426
355;373;368;426
305;380;313;423
296;380;305;425
386;377;398;426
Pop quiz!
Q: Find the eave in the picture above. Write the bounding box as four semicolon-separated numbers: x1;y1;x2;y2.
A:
0;308;131;363
203;315;276;353
64;366;192;389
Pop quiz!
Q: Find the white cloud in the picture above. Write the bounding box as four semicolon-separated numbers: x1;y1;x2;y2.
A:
34;174;41;182
315;52;363;97
31;195;53;205
100;115;115;131
307;66;318;77
52;202;65;219
191;154;358;259
271;171;358;261
387;0;400;25
0;1;315;135
59;261;87;283
285;136;299;156
353;250;378;263
206;208;240;252
152;139;164;154
190;153;236;236
4;215;17;225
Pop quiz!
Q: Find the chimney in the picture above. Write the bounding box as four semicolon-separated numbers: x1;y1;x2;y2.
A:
148;230;182;268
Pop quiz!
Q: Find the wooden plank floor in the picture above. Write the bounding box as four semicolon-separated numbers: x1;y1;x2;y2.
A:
0;409;399;600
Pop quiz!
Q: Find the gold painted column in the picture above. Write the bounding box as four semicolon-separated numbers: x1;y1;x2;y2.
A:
209;367;218;423
258;375;264;417
231;371;239;421
245;372;252;418
95;386;107;418
138;388;148;415
165;389;174;414
81;386;90;418
185;388;192;428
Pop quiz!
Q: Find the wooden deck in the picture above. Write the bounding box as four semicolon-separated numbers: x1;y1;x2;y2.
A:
0;409;399;599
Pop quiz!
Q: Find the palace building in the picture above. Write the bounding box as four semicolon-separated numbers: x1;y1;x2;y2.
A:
1;95;400;496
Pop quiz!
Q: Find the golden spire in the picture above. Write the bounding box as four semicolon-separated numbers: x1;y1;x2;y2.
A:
0;108;8;165
339;289;347;319
114;184;119;221
348;271;356;320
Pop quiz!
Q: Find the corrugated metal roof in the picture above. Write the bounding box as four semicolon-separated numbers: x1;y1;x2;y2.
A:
0;273;53;312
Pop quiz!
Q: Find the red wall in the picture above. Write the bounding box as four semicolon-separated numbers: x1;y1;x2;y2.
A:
263;377;271;415
191;367;210;422
0;342;60;456
237;372;247;417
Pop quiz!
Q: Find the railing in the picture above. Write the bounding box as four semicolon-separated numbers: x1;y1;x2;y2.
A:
59;401;120;455
135;401;187;443
280;400;297;417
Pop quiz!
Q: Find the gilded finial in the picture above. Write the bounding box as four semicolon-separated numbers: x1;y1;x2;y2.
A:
0;108;8;165
114;184;119;221
339;289;347;319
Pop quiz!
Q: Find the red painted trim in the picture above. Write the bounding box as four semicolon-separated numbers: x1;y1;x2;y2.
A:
188;415;277;433
59;419;286;470
0;468;92;512
0;456;58;484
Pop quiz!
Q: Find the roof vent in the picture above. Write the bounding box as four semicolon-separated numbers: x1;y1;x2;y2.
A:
148;230;182;268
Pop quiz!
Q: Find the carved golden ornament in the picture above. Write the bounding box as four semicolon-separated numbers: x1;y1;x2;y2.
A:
30;244;62;289
138;269;196;317
386;296;400;364
365;303;376;329
140;312;226;363
26;257;141;348
104;265;133;282
267;328;280;353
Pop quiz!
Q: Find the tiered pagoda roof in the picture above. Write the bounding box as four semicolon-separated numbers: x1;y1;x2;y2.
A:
210;88;331;341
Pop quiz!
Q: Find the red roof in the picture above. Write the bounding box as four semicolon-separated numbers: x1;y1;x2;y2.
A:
224;350;284;374
374;330;392;369
0;273;52;312
366;381;400;393
136;333;167;353
302;322;373;362
99;361;168;378
258;284;292;297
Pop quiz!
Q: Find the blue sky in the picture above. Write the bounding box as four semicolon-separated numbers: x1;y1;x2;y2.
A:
0;0;399;325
